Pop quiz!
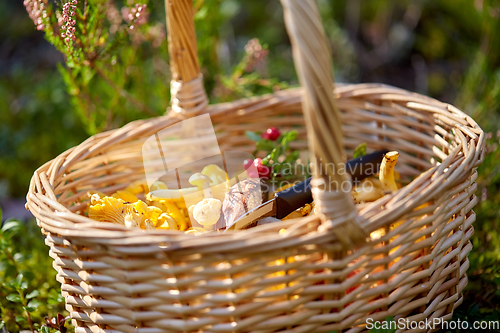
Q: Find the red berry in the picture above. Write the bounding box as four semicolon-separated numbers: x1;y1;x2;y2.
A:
254;158;271;179
252;158;263;169
261;127;280;141
246;169;259;178
244;158;258;178
243;158;253;170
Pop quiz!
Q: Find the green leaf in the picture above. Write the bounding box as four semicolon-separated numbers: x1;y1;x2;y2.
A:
6;293;22;303
1;220;20;233
245;131;262;142
280;130;297;151
15;315;27;323
256;139;275;152
270;147;281;161
22;271;35;282
27;299;42;309
0;321;4;329
13;252;25;263
285;130;298;142
48;289;65;305
26;289;40;299
41;326;51;333
353;142;367;158
284;150;299;164
15;273;24;289
20;280;28;290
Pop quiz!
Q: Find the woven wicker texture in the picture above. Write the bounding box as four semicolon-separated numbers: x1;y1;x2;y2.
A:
26;0;485;332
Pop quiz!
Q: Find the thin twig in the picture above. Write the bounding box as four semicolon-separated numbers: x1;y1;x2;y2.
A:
83;0;88;20
90;63;157;116
24;305;35;333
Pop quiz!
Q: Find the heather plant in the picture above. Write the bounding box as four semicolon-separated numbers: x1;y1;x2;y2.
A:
23;0;173;134
21;0;284;135
213;38;289;102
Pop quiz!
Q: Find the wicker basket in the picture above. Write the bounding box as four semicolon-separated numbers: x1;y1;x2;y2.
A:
27;0;485;332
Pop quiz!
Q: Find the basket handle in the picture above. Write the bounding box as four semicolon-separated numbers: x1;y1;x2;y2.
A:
280;0;367;248
165;0;208;114
165;0;367;248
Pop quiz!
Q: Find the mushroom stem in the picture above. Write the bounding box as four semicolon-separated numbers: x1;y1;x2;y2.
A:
352;178;384;203
201;185;213;198
189;173;213;198
379;151;399;193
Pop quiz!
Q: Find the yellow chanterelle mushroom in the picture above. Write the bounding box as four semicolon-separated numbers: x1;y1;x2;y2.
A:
352;178;385;204
89;194;127;225
157;213;178;230
379;151;399;193
112;190;139;203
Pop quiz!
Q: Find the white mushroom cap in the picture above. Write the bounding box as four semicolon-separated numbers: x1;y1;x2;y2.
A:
193;198;222;226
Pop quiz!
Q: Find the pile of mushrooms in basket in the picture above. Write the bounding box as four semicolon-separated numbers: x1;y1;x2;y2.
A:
86;120;402;240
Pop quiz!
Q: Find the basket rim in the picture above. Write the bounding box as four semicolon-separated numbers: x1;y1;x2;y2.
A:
26;83;485;249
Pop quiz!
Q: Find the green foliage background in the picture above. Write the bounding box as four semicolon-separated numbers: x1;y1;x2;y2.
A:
0;0;499;331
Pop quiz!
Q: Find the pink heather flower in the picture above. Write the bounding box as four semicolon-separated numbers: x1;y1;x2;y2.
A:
24;0;48;31
122;3;148;29
61;0;78;46
244;38;269;72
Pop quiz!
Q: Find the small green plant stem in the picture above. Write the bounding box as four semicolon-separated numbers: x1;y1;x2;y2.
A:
83;0;88;20
17;289;35;333
1;235;35;332
89;62;157;116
